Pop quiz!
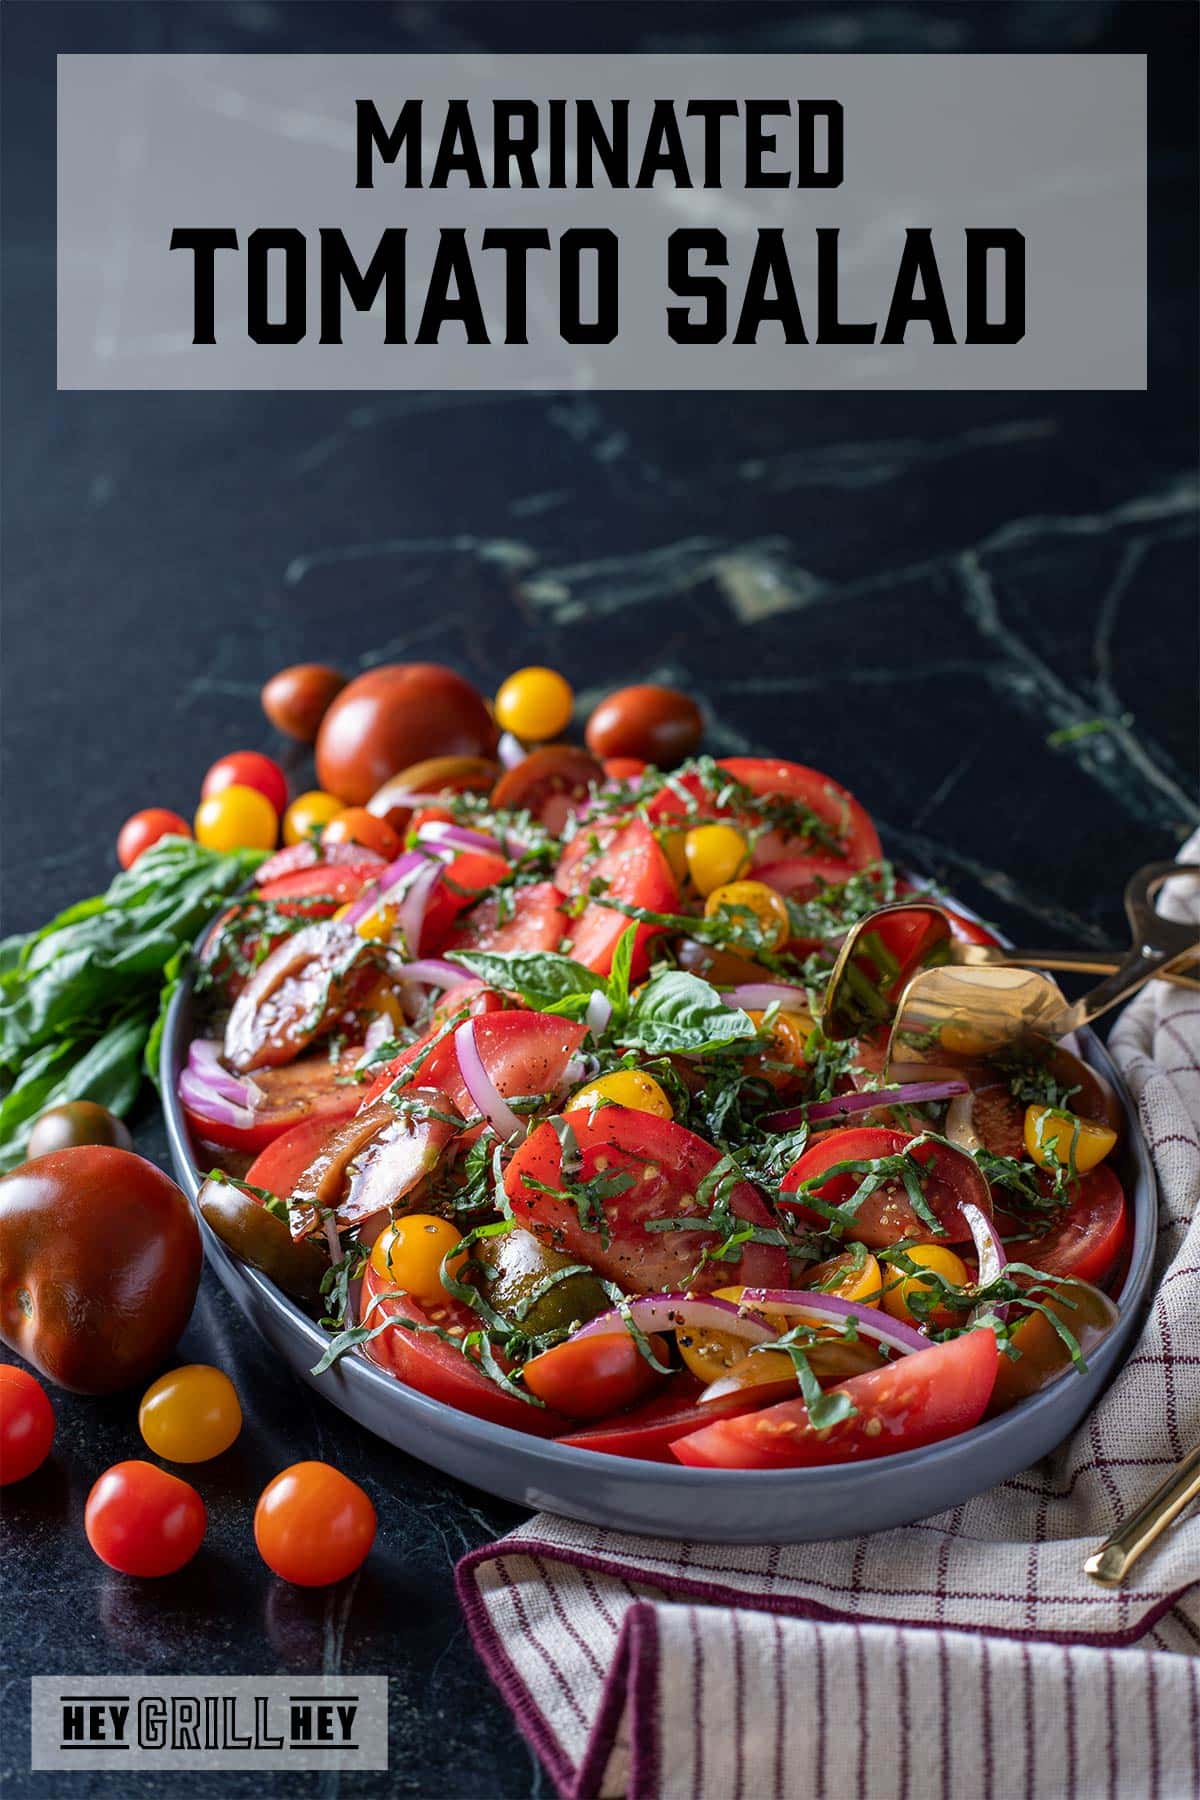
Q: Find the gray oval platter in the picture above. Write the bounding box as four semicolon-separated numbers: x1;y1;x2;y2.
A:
161;950;1155;1545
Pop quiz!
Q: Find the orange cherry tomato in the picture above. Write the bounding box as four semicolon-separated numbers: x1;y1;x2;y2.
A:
117;809;192;869
0;1366;54;1485
84;1460;206;1576
321;808;401;860
254;1461;376;1587
201;751;289;820
138;1364;242;1463
521;1332;668;1420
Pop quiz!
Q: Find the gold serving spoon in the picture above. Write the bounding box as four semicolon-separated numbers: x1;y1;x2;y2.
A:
822;864;1200;1063
1084;1443;1200;1584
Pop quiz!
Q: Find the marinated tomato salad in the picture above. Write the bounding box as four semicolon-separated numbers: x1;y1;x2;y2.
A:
183;753;1128;1470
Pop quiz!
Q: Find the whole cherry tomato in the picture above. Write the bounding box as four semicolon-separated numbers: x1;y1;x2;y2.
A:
262;664;346;742
117;808;192;869
585;685;702;765
321;808;401;860
85;1460;206;1577
0;1147;202;1393
201;750;289;820
27;1101;132;1158
283;790;344;846
254;1461;376;1587
139;1364;242;1463
494;667;574;742
316;665;497;806
195;785;278;853
0;1365;55;1484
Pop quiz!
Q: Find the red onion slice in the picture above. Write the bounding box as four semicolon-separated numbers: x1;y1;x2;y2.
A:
497;732;528;770
767;1078;969;1130
724;983;811;1012
187;1039;263;1107
396;856;447;957
585;992;613;1036
570;1292;776;1348
342;850;432;927
178;1067;258;1132
453;1018;523;1140
394;958;472;990
961;1199;1009;1326
416;820;504;858
738;1288;930;1355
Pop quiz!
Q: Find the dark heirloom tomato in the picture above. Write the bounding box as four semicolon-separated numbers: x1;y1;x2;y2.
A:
584;684;702;766
316;664;498;806
261;663;347;742
223;921;387;1072
0;1147;201;1393
647;755;882;871
672;1328;999;1470
505;1106;790;1294
555;818;679;977
957;1047;1123;1162
490;745;605;831
778;1126;992;1247
442;881;569;957
360;1258;568;1435
288;1089;460;1237
27;1101;133;1157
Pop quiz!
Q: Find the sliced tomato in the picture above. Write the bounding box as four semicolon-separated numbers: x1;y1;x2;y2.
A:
505;1106;790;1294
362;1008;587;1119
183;1051;362;1154
778;1125;992;1247
672;1327;999;1469
223;921;385;1072
522;1332;667;1420
360;1259;566;1436
254;842;385;887
961;1049;1123;1162
289;1091;461;1236
646;756;882;871
556;819;679;977
419;849;512;954
557;1372;778;1462
1013;1165;1128;1287
244;1108;358;1193
256;862;384;916
442;881;569;957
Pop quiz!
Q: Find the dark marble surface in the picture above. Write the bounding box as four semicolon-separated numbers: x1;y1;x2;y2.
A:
1;3;1197;1797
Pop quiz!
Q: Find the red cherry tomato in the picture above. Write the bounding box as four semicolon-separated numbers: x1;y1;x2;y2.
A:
202;751;289;820
673;1328;999;1469
117;809;192;869
408;805;457;834
84;1460;206;1576
321;808;401;860
522;1332;667;1420
254;1461;376;1586
778;1126;992;1247
0;1366;55;1485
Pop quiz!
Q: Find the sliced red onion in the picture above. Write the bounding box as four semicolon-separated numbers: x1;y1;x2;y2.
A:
961;1200;1008;1324
342;850;432;927
396;856;447;957
725;983;810;1012
945;1090;982;1154
767;1078;969;1131
564;1051;599;1089
570;1292;776;1348
585;991;613;1036
454;1018;523;1140
178;1067;258;1132
738;1288;930;1355
416;820;504;857
187;1039;263;1107
394;958;471;990
498;731;528;770
357;1014;395;1068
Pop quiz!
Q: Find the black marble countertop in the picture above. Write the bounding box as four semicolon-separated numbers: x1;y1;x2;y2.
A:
1;3;1196;1797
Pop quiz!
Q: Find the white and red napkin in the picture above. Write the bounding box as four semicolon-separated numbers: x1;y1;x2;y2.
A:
458;846;1200;1800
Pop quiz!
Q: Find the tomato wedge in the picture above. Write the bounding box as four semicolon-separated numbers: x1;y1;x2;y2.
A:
254;843;385;887
362;1008;587;1120
505;1107;790;1294
442;881;569;956
646;756;882;871
672;1328;999;1469
778;1125;992;1247
256;862;385;916
419;849;513;954
182;1051;363;1154
1013;1164;1129;1287
245;1111;354;1194
557;1372;778;1462
360;1258;566;1436
522;1332;667;1420
556;819;679;977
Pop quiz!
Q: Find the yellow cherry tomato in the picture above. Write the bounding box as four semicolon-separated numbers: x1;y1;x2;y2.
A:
1024;1105;1117;1174
494;667;574;742
801;1250;882;1308
677;1286;759;1384
659;828;690;885
881;1245;969;1327
746;1008;813;1080
194;783;278;853
570;1069;674;1120
704;879;790;950
350;900;398;941
684;824;751;896
282;789;344;846
370;1214;466;1306
138;1364;242;1464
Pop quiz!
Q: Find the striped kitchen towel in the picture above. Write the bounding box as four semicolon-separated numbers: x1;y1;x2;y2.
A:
457;845;1200;1800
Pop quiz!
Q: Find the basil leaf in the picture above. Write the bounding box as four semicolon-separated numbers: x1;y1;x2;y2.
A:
447;948;605;1018
621;970;758;1056
605;924;637;1014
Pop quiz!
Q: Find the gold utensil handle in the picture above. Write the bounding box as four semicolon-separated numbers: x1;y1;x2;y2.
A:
1083;1441;1200;1584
